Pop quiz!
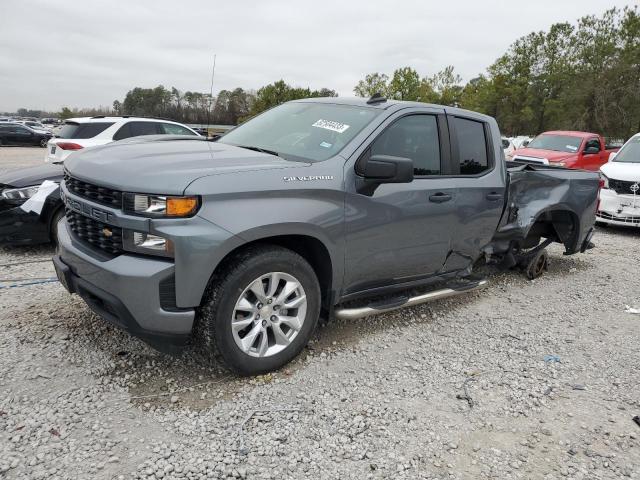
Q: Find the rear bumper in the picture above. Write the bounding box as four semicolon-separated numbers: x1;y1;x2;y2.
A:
0;206;50;245
55;220;194;350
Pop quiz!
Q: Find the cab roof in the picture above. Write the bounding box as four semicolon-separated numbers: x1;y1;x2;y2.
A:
290;96;495;122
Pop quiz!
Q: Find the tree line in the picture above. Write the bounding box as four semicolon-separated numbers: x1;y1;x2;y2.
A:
6;6;637;139
38;81;336;125
355;6;639;139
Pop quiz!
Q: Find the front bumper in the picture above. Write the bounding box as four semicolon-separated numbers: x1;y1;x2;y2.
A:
55;220;195;350
0;205;50;245
596;189;640;227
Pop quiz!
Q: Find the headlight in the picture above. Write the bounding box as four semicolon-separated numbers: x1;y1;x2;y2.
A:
554;162;566;167
123;193;199;217
123;230;174;258
1;185;40;201
599;172;609;189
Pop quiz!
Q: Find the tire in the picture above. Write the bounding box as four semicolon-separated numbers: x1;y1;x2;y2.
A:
524;249;548;280
49;209;65;246
40;138;48;148
197;245;321;375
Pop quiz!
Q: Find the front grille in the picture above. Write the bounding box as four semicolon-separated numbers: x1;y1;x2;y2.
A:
608;178;640;196
64;173;123;208
65;208;123;255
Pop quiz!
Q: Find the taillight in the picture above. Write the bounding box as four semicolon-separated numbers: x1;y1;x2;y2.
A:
56;142;84;151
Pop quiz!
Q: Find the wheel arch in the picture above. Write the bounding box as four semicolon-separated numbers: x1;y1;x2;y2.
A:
522;206;581;252
201;228;339;312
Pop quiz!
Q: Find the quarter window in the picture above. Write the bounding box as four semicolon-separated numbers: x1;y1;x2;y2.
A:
370;115;441;176
161;123;196;135
454;117;489;175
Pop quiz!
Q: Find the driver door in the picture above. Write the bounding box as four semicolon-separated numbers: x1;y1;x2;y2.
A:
343;109;456;295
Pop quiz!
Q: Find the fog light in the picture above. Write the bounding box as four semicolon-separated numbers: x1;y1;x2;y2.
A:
123;231;174;257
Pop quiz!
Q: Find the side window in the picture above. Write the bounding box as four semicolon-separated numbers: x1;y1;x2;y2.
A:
370;115;441;176
15;126;30;134
454;117;489;175
161;123;196;135
113;123;131;141
585;138;600;151
128;122;163;137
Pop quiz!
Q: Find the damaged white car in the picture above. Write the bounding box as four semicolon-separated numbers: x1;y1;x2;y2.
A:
597;133;640;227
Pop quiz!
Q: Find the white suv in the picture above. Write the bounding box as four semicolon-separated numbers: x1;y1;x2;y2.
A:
45;116;200;163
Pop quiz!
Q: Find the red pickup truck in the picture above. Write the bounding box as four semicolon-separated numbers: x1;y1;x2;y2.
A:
512;131;619;171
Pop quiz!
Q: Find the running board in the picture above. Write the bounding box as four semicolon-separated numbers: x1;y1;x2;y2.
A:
334;279;488;320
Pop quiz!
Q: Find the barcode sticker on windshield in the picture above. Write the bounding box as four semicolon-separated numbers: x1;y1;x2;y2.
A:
312;119;350;133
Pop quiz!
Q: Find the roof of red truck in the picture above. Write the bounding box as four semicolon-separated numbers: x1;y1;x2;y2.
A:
542;130;600;138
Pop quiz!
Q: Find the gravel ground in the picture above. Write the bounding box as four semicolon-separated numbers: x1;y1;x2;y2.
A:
0;146;48;174
0;149;639;479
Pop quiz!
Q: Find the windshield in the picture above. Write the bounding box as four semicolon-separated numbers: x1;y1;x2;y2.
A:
613;136;640;163
526;134;583;153
218;102;381;162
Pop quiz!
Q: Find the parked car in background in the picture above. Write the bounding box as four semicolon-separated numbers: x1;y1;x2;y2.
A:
45;116;200;163
0;123;52;147
502;137;516;160
16;120;51;133
597;133;640;227
512;131;619;171
0;164;64;245
512;136;532;149
0;135;201;247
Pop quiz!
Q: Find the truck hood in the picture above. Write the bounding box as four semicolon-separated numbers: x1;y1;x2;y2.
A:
513;148;576;163
0;164;63;187
64;138;308;194
600;161;640;181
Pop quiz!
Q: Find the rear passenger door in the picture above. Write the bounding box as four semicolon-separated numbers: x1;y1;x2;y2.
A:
443;114;506;272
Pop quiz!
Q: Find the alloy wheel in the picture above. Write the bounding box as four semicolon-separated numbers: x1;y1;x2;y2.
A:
231;272;307;357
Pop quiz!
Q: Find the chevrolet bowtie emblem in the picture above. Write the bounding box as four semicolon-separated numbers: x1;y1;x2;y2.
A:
102;228;113;238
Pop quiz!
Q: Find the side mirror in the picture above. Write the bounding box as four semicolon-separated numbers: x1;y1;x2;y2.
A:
356;154;414;195
584;146;599;155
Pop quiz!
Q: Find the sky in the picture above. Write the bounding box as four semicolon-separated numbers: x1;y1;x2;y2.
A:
0;0;633;112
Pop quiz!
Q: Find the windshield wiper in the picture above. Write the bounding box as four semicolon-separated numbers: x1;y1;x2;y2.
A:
235;145;282;158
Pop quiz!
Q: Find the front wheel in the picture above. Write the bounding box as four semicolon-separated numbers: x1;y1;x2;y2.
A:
197;245;321;375
50;209;65;246
39;138;49;148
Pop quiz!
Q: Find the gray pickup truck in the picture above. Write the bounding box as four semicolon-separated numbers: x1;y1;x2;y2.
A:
53;97;599;375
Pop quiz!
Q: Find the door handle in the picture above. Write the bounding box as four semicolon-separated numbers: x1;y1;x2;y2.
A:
429;192;452;203
486;193;503;201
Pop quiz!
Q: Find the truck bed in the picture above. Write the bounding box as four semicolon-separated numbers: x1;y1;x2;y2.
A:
487;162;600;256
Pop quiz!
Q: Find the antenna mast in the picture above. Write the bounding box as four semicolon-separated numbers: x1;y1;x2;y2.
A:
206;53;217;137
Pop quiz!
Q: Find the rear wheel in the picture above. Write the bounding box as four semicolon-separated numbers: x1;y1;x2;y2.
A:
197;245;321;375
524;249;548;280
